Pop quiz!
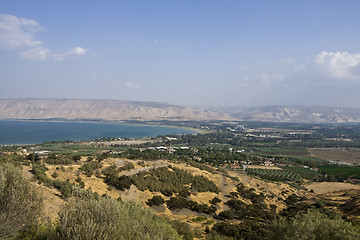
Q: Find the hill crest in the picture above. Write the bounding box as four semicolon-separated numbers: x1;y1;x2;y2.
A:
0;98;229;122
206;105;360;123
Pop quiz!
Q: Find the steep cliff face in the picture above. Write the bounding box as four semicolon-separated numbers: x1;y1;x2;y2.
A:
0;98;229;121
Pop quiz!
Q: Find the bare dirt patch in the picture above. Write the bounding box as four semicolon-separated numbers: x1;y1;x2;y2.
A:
22;165;34;180
310;148;360;164
306;182;360;194
38;185;65;221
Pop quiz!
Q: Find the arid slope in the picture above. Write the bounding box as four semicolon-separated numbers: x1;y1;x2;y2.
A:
0;98;230;121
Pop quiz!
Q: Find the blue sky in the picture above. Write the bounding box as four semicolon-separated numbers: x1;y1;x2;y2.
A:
1;0;360;107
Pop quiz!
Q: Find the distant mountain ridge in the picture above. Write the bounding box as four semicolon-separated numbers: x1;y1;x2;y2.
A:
210;105;360;123
2;99;360;123
0;98;229;122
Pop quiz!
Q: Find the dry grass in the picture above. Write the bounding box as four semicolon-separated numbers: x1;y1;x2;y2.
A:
306;182;360;194
39;185;65;221
310;148;360;164
39;157;319;233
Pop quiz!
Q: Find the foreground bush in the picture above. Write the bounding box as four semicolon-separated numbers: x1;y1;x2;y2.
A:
268;210;360;240
55;196;181;240
169;220;194;240
0;163;43;239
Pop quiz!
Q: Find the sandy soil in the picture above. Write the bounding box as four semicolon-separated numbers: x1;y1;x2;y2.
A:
22;165;34;180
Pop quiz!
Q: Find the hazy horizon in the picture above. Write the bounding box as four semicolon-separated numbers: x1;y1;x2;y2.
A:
2;97;360;110
1;1;360;108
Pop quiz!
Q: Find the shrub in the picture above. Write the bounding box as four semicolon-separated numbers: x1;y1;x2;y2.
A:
218;210;235;220
32;164;52;186
75;176;82;182
147;196;165;207
79;181;85;188
269;209;360;240
116;175;132;190
55;197;181;240
210;197;221;205
45;153;75;165
285;194;299;205
167;197;189;210
161;189;173;197
0;164;43;239
118;162;135;172
166;197;217;215
102;164;118;176
178;189;191;198
131;167;219;194
53;179;74;198
170;220;194;240
80;161;102;177
51;171;58;178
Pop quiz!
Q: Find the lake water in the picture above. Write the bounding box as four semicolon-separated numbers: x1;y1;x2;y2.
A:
0;120;195;145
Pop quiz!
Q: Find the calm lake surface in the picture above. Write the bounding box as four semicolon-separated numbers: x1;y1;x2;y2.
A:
0;120;195;145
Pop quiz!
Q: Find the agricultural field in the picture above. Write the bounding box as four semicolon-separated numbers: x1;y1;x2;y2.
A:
310;148;360;164
318;165;360;180
246;166;320;181
246;165;281;170
271;155;329;168
248;147;309;156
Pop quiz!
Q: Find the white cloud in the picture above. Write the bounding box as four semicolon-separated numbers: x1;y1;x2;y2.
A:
240;51;360;89
21;47;50;61
21;46;87;61
0;13;88;61
125;81;140;88
0;13;42;49
314;51;360;80
233;51;360;107
51;47;88;61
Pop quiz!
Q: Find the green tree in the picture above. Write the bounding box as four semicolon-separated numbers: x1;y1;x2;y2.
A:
0;164;43;239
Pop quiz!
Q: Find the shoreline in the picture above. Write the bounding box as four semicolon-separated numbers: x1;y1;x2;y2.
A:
0;118;203;133
0;119;202;146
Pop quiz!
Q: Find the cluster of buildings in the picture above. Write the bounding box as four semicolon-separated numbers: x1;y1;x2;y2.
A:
147;146;190;151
